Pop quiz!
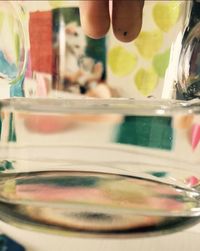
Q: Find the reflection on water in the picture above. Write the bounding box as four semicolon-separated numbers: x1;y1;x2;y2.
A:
0;100;174;151
0;171;199;237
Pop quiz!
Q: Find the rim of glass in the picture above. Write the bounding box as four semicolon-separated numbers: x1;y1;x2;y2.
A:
1;97;200;116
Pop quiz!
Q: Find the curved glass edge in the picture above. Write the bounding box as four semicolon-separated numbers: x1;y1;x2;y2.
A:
0;98;200;116
9;1;28;87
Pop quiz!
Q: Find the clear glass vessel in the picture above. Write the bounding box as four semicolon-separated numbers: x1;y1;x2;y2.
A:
0;1;200;251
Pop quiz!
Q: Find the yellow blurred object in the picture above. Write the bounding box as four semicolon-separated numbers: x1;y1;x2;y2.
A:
108;46;137;77
135;68;158;96
134;31;163;59
153;2;180;32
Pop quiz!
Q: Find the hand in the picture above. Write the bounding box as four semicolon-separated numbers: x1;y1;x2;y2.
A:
79;0;144;42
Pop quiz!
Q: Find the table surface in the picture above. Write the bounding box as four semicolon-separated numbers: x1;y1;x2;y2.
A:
1;221;200;251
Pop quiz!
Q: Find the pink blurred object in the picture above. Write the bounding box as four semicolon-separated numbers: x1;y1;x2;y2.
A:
185;176;200;187
190;124;200;150
25;53;33;78
35;73;48;97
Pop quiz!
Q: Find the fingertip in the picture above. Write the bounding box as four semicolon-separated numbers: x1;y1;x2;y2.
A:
79;0;110;39
113;24;142;43
81;17;110;39
112;0;144;42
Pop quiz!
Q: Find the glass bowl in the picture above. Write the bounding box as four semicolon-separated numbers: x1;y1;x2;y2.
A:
0;98;200;251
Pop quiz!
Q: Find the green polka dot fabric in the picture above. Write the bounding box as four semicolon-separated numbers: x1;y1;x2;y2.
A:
108;1;186;99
